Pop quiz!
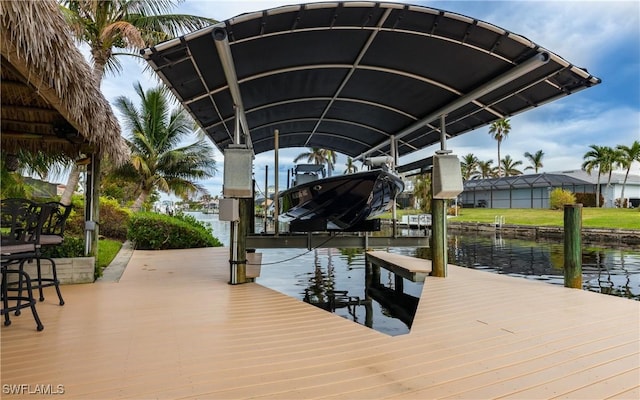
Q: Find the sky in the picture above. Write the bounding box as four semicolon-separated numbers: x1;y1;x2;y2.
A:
96;0;640;200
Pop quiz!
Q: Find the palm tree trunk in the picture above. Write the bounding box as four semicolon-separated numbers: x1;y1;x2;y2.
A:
497;141;502;177
60;53;107;206
60;165;81;205
605;170;614;208
620;168;630;206
595;172;601;208
131;190;150;212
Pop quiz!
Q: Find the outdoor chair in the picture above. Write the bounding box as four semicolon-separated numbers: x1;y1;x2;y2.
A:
28;201;71;305
1;198;47;330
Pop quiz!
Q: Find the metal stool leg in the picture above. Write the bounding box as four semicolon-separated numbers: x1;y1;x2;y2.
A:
1;268;44;331
34;257;65;305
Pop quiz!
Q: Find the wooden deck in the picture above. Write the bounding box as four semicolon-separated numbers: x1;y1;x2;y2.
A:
366;250;432;282
2;247;638;399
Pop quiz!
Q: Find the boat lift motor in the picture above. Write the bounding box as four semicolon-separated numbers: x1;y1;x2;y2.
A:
432;154;463;199
222;146;253;199
364;156;394;170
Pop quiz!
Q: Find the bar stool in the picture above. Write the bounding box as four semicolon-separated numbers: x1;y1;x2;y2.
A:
1;198;46;331
30;201;71;305
1;264;44;331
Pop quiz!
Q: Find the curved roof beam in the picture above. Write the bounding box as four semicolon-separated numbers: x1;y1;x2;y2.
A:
304;7;392;146
358;51;551;159
247;131;374;150
142;2;601;158
185;63;504;119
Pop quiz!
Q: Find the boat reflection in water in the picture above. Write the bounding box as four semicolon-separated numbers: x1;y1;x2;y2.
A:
300;248;420;331
190;214;639;335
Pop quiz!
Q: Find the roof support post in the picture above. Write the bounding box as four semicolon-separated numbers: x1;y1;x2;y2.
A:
432;114;449;277
213;28;252;150
215;27;254;284
390;135;398;237
83;153;100;257
274;129;280;236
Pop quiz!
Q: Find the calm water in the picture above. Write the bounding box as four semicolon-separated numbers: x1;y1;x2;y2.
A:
191;212;640;336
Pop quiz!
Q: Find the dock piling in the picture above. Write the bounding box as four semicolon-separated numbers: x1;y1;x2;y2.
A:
431;198;447;277
564;203;582;289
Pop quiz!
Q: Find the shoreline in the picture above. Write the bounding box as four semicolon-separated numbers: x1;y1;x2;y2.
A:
447;221;640;247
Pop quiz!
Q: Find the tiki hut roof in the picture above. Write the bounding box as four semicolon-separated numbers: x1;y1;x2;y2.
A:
0;0;129;165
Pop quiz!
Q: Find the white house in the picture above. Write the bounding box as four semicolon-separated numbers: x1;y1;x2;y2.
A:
560;170;640;208
459;170;640;209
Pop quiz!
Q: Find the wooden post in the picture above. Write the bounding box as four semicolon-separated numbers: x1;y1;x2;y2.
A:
394;274;404;294
564;204;582;289
235;197;249;284
364;260;374;328
431;198;447;277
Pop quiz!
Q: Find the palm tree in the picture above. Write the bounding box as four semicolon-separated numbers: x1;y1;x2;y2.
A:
294;148;338;177
500;155;523;177
344;157;358;174
524;150;544;173
114;82;217;211
1;150;71;199
488;118;511;177
412;173;432;213
582;144;610;207
460;153;479;181
602;146;625;207
476;160;496;179
58;1;215;204
616;140;640;205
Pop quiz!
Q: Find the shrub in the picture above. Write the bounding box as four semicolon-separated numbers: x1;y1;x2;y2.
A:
99;197;131;240
172;212;213;233
549;188;576;210
40;236;85;258
574;192;603;208
128;212;222;250
615;198;629;208
63;196;131;240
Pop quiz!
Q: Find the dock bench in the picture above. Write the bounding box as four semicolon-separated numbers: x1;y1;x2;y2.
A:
366;251;432;282
366;250;432;295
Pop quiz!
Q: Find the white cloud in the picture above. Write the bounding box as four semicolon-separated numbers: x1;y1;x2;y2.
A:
94;0;638;200
428;1;640;68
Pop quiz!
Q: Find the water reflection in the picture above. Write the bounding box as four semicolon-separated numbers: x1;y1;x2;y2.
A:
189;212;639;337
393;232;640;301
257;247;417;336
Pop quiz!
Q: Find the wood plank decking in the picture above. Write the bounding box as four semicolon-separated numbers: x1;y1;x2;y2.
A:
366;250;432;282
1;247;638;399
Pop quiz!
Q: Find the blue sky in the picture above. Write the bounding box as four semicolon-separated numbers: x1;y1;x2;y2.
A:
97;0;640;199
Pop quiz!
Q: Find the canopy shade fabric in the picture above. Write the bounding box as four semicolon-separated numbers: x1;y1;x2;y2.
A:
143;1;600;159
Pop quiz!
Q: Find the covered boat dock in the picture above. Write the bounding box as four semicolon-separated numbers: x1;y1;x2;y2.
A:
142;1;600;283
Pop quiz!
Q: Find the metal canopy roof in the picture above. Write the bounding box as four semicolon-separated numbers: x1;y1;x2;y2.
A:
142;1;600;160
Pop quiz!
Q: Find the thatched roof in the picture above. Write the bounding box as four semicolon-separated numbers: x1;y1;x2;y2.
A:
0;0;129;165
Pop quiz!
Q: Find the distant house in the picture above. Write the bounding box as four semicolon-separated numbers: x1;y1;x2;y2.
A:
560;170;640;208
459;170;640;209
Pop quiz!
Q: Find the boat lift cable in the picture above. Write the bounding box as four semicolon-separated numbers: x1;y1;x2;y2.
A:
246;234;340;266
253;180;267;201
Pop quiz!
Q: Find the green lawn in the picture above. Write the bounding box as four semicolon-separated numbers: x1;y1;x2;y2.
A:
450;208;639;230
97;239;122;271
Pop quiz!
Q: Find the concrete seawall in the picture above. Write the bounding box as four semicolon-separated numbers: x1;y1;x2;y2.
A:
447;221;640;247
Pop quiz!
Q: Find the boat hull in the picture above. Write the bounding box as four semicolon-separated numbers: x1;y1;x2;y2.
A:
278;169;404;231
